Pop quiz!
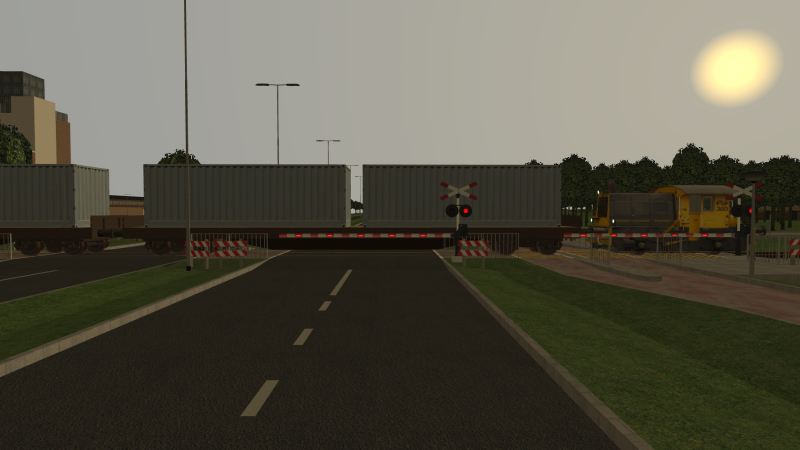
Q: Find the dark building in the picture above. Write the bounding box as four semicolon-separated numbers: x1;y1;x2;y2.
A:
0;71;45;114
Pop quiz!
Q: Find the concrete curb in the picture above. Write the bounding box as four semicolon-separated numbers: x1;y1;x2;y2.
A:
0;257;276;379
436;252;653;450
648;259;800;295
573;258;662;282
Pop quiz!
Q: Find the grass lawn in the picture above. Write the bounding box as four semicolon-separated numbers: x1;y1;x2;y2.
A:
351;217;363;226
447;257;800;450
0;258;265;363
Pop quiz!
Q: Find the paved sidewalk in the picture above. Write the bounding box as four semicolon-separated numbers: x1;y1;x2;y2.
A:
521;255;800;326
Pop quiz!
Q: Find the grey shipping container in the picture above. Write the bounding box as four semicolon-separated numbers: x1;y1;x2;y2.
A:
0;164;110;228
362;165;561;228
144;165;351;227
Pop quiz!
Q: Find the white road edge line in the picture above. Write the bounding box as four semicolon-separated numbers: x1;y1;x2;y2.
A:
293;328;313;346
319;301;331;311
241;380;279;417
0;270;59;282
330;269;353;296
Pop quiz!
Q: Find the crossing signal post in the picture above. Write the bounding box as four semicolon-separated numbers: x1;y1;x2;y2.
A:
440;181;478;262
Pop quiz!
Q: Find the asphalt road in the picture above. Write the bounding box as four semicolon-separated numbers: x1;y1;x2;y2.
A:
0;245;185;304
0;250;618;449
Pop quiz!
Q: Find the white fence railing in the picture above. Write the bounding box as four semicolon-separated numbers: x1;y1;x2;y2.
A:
188;233;269;269
440;233;519;262
590;236;610;265
655;236;683;266
751;235;800;265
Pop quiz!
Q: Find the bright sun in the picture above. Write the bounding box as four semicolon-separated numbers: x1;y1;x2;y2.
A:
692;30;782;107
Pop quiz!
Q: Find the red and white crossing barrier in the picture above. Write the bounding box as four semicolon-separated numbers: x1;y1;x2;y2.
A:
279;233;446;238
459;240;489;247
458;249;489;257
185;250;211;257
185;241;210;247
214;240;247;247
791;239;800;256
563;233;735;238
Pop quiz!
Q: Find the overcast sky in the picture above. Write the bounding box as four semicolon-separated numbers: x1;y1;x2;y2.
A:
5;0;799;197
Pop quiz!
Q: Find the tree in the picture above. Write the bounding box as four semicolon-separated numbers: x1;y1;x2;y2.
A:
669;143;711;185
158;149;201;165
524;158;543;165
708;155;745;188
632;157;664;192
608;160;637;192
0;121;33;164
351;199;363;211
559;154;592;220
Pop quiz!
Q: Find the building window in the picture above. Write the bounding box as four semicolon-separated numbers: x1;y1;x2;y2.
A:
702;196;713;212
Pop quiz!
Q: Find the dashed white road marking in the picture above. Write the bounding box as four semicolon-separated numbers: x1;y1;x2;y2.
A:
319;301;331;311
293;328;313;346
330;269;352;295
241;380;279;417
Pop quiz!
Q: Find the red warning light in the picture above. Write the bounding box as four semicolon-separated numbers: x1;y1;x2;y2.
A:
420;234;427;237
389;234;396;237
295;234;302;237
358;234;364;237
326;234;333;237
701;233;708;237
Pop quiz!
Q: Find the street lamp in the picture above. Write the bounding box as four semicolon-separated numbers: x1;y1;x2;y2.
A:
183;0;191;271
316;139;340;165
743;171;764;277
256;83;300;164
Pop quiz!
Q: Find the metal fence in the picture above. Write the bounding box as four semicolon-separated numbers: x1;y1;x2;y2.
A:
751;235;800;265
0;233;11;261
589;236;610;265
439;233;519;262
188;233;269;269
655;236;683;266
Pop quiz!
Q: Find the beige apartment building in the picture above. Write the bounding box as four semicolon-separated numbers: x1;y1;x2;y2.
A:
0;71;71;164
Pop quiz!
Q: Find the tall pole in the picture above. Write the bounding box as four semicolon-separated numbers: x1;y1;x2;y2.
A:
328;141;330;164
749;184;756;277
184;0;191;272
276;87;279;165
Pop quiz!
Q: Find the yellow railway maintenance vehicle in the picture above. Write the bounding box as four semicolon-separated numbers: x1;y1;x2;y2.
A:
585;185;753;254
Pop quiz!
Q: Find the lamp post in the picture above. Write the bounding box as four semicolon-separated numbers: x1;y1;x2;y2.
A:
256;83;300;164
316;140;340;164
743;171;764;277
183;0;191;271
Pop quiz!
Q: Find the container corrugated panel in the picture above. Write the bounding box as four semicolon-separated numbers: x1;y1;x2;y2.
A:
363;165;561;228
0;164;110;228
143;165;351;227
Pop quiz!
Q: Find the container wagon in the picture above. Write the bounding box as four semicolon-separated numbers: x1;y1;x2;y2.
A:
0;164;111;255
2;164;579;256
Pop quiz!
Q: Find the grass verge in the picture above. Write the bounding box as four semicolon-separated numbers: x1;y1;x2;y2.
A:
447;257;800;450
351;218;363;226
0;258;265;362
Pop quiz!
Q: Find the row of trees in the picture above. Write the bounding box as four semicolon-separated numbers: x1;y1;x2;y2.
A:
527;143;800;230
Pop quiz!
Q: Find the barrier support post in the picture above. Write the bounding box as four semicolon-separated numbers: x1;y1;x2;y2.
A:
481;256;485;269
240;256;243;267
462;255;466;267
219;257;222;269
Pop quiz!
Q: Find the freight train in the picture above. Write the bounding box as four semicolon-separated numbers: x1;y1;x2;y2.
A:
584;182;765;254
0;164;579;257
